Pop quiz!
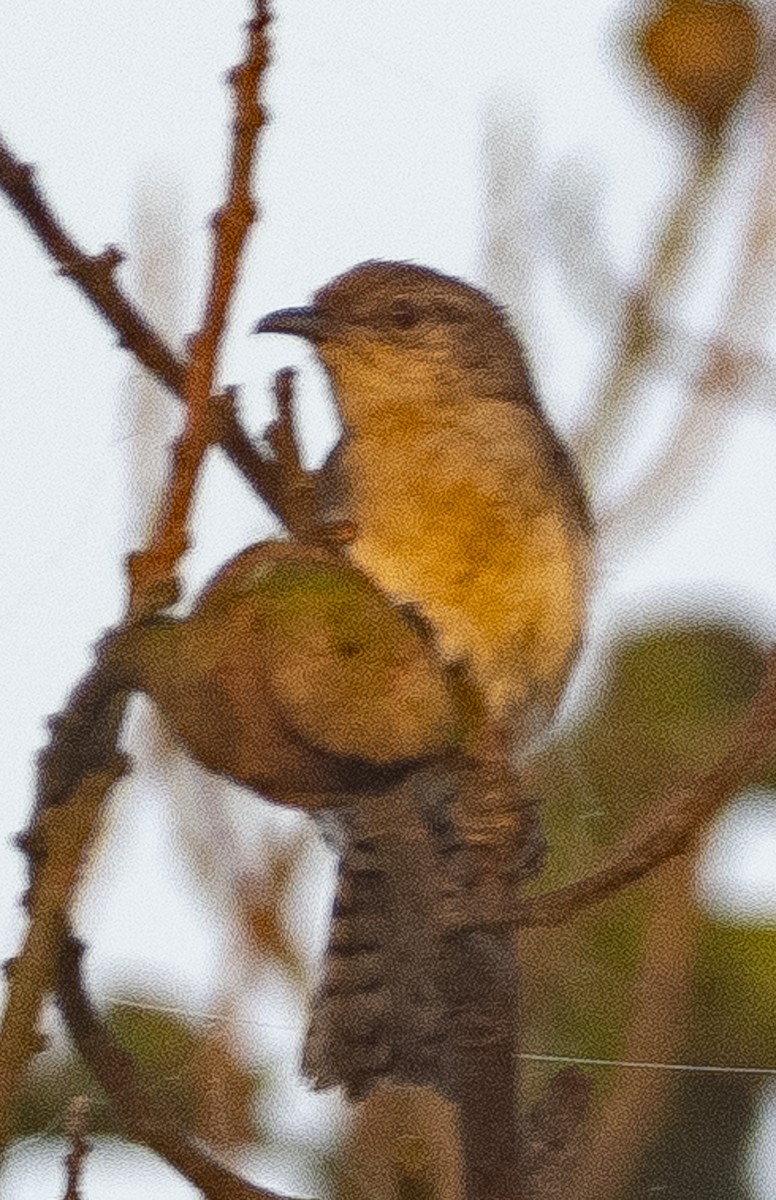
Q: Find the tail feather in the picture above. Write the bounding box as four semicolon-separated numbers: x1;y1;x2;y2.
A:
304;768;456;1098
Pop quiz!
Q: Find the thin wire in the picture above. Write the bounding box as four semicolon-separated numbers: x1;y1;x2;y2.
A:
519;1051;776;1077
116;1002;776;1077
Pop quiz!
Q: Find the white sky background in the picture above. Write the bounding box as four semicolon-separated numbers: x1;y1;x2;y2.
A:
2;0;776;1195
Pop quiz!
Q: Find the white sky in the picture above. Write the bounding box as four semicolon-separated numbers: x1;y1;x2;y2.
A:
2;0;776;1195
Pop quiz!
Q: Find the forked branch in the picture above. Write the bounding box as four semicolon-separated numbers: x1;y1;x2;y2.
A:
0;3;292;536
56;935;301;1200
0;8;295;1181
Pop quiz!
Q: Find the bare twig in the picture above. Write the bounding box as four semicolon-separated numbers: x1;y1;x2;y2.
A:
263;369;322;542
437;647;776;933
128;0;272;615
0;127;289;529
0;137;182;387
518;647;776;928
0;764;127;1148
441;925;522;1200
40;19;301;1200
210;387;287;518
0;2;283;1164
0;628;136;1150
61;1095;91;1200
261;368;358;548
56;935;303;1200
437;763;547;1200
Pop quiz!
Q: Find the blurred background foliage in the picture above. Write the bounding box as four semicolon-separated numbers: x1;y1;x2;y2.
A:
7;1;776;1198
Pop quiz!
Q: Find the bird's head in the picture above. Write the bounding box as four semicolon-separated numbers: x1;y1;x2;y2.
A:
254;260;537;427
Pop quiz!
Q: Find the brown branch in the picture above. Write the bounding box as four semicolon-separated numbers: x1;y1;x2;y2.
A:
0;764;127;1148
56;934;303;1200
263;369;320;541
438;647;776;934
128;1;272;614
442;926;522;1200
201;3;268;363
0;1;284;1156
0;631;135;1150
210;387;287;517
0;138;184;392
518;647;776;927
61;1095;91;1200
0;96;290;530
262;368;354;547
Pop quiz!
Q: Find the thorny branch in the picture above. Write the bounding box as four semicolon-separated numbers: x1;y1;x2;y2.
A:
0;641;134;1146
0;7;285;1186
56;935;300;1200
127;0;271;615
0;26;292;534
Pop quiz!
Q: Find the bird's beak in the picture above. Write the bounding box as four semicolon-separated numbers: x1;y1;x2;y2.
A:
253;305;333;343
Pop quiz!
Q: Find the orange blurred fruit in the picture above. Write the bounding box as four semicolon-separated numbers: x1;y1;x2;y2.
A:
637;0;761;133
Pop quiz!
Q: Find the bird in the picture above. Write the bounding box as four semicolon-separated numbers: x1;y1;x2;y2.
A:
254;260;591;752
254;261;592;1099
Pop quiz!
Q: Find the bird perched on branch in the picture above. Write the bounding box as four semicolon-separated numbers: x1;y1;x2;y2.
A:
255;260;591;750
254;261;592;1098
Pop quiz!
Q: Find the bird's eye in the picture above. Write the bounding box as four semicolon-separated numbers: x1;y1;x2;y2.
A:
388;299;420;329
